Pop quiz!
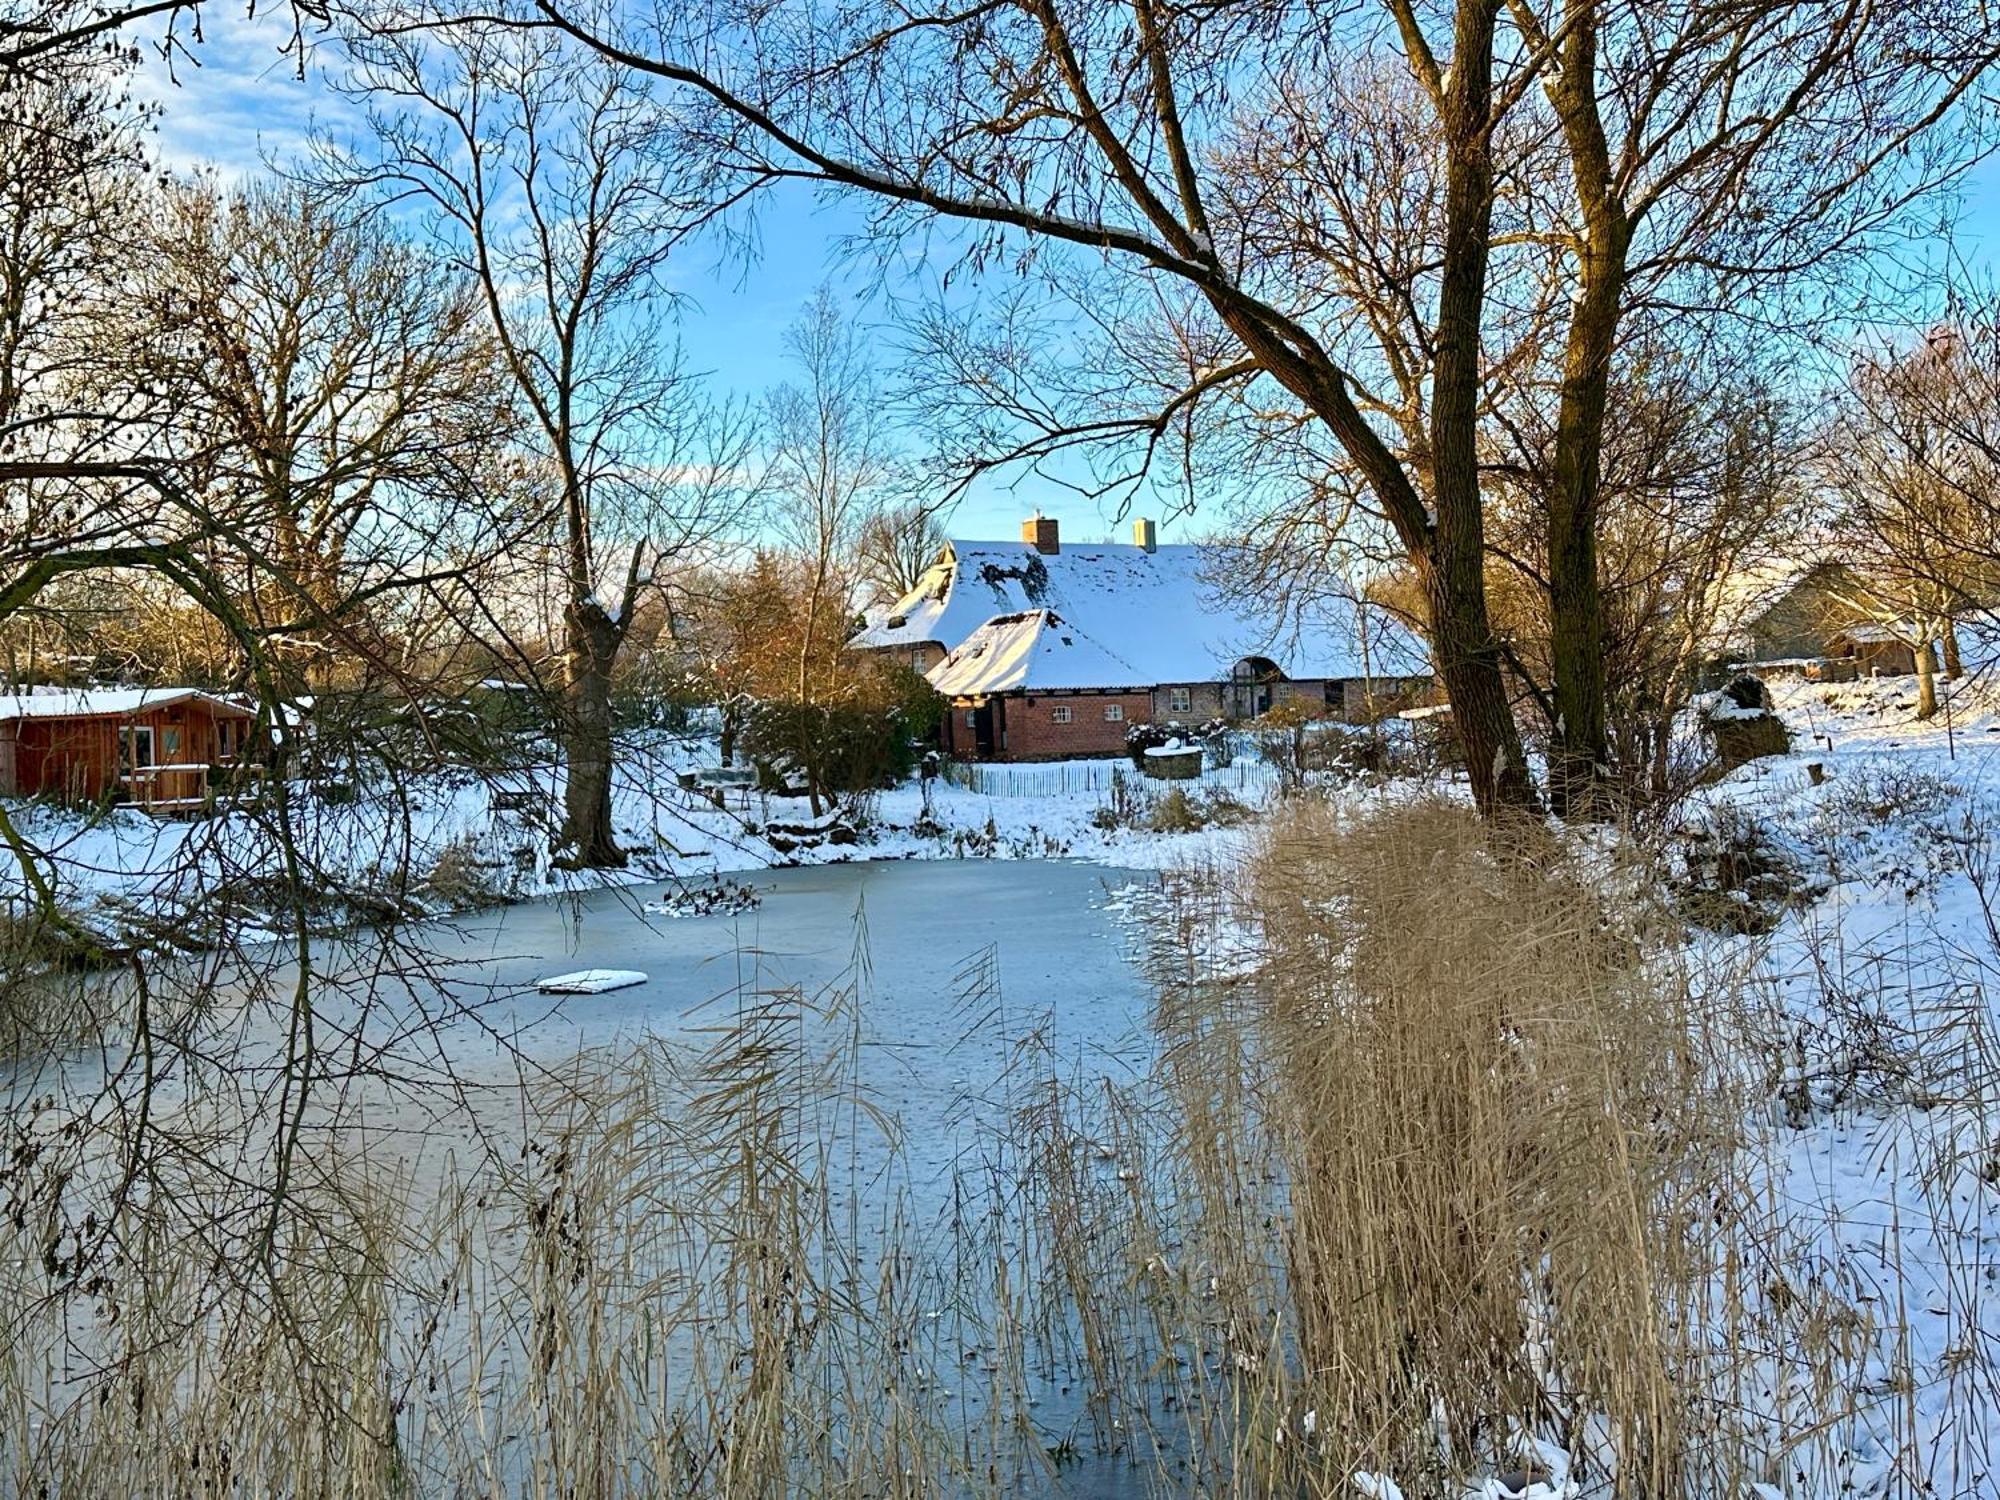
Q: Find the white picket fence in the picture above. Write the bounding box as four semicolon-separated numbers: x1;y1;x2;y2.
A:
940;757;1279;800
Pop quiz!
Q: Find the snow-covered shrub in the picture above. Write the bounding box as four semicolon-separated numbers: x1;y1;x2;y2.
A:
1824;759;1960;826
1147;786;1206;833
419;834;512;912
1093;765;1150;829
1674;803;1803;933
1143;785;1257;834
1698;675;1792;771
1248;699;1321;788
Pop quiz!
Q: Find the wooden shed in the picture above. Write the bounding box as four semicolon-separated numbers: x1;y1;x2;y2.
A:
0;688;259;812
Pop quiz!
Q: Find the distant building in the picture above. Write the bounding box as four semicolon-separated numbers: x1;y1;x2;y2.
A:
852;516;1430;759
1709;561;1917;676
0;688;258;812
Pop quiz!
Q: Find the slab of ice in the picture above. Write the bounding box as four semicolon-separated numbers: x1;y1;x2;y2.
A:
535;968;648;995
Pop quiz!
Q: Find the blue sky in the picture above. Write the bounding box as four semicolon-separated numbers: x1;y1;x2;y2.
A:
131;8;2000;545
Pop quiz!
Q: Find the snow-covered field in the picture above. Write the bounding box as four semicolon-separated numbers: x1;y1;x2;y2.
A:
1671;672;2000;1498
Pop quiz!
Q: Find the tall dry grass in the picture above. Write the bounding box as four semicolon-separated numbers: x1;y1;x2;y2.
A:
1253;802;1711;1489
1237;798;1878;1497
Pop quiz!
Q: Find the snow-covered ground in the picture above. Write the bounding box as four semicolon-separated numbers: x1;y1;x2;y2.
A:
0;734;1276;944
1670;672;2000;1498
9;673;2000;1494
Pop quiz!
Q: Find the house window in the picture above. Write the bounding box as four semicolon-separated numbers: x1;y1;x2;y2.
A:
122;725;155;770
1104;704;1124;722
1168;687;1192;713
162;727;182;757
1051;705;1073;724
965;710;978;727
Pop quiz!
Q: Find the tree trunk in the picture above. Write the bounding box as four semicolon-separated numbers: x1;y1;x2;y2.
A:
557;603;627;868
1915;640;1938;720
1425;560;1537;816
1425;0;1536;820
1942;623;1963;678
798;572;826;818
1543;85;1629;820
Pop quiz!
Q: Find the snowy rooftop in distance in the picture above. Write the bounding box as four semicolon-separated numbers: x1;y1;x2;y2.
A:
855;537;1425;690
0;687;254;721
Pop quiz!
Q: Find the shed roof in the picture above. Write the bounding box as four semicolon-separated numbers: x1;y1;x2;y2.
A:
0;688;255;722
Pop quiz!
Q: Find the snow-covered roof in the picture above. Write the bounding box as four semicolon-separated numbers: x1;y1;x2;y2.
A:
928;610;1150;695
0;687;254;722
1832;621;1908;645
855;538;1425;690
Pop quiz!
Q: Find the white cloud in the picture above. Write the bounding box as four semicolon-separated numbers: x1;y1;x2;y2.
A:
126;5;359;179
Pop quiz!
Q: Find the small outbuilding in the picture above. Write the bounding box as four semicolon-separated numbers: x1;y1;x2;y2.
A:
0;688;259;812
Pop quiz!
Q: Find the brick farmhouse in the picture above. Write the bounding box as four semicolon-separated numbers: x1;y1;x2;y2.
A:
853;516;1431;760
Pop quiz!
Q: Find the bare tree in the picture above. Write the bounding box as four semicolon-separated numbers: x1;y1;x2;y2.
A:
112;176;516;685
1487;350;1804;796
1822;318;2000;717
0;63;147;428
337;18;756;866
511;0;1997;818
854;498;947;611
766;286;897;814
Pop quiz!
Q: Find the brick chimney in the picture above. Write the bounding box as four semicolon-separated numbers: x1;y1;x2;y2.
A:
1022;513;1060;555
1133;517;1157;553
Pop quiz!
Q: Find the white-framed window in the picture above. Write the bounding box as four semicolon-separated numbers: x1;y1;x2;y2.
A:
122;725;155;769
1104;704;1125;722
965;710;978;727
1168;686;1192;713
1051;704;1073;724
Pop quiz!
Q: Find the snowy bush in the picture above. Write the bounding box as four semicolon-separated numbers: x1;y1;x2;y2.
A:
1674;803;1804;933
419;834;513;912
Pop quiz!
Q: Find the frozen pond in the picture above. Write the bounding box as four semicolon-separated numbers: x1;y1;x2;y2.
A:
311;857;1163;1186
7;857;1166;1195
5;859;1201;1493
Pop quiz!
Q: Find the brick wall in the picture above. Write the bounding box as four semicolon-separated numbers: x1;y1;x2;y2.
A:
944;676;1439;761
997;690;1151;759
1148;682;1227;721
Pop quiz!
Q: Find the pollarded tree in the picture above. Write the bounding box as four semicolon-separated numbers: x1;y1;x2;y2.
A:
337;18;758;866
516;0;1997;818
